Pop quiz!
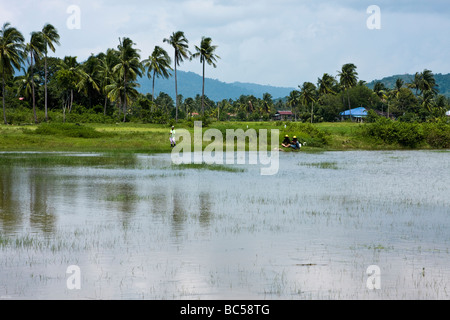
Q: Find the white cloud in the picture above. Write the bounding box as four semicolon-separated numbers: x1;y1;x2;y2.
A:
1;0;449;88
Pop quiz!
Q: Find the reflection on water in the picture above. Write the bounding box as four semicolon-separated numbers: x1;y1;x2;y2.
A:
0;151;449;300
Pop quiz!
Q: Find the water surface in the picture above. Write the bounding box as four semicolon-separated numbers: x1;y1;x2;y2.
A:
0;150;449;299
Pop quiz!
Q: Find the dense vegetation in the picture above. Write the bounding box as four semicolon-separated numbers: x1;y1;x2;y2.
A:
0;22;449;151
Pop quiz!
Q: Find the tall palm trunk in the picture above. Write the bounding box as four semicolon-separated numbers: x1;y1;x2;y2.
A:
174;58;178;122
123;73;127;123
152;70;156;103
44;52;48;122
30;51;37;123
103;96;108;116
202;60;205;116
151;70;156;112
2;73;6;124
346;89;352;121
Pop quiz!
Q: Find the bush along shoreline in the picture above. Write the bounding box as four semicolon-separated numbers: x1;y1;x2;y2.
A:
361;118;450;149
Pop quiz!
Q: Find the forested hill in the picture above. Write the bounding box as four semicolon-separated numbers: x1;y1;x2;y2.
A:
137;70;296;101
367;73;450;97
140;71;450;102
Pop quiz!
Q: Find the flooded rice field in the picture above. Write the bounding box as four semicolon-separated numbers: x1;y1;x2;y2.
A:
0;150;449;300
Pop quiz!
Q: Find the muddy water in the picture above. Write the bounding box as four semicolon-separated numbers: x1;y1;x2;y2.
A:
0;151;449;300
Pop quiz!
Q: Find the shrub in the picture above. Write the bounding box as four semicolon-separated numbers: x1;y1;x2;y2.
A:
366;109;380;123
363;118;425;148
424;122;450;149
393;122;424;148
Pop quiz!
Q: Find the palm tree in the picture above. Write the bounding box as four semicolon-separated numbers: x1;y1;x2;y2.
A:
421;90;436;113
373;82;388;114
262;93;273;114
105;76;140;118
407;72;421;96
317;73;337;96
299;82;317;123
41;24;60;122
98;49;119;115
407;70;438;97
191;37;220;116
143;46;172;105
337;63;358;120
287;90;300;121
419;69;438;96
76;54;101;107
163;31;190;122
0;23;25;124
56;56;79;122
373;81;386;95
25;31;45;123
113;37;143;122
394;78;404;92
389;78;405;113
15;66;40;104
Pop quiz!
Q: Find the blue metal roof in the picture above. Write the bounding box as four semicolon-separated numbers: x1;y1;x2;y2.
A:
340;107;368;117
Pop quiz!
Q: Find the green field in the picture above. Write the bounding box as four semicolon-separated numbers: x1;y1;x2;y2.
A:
0;121;444;153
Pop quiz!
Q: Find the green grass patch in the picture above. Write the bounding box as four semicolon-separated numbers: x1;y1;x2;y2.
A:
1;121;448;153
26;123;107;139
172;162;246;173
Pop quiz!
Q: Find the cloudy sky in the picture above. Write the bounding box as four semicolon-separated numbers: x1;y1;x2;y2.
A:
1;0;449;88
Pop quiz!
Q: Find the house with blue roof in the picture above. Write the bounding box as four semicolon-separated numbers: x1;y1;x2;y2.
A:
340;107;368;121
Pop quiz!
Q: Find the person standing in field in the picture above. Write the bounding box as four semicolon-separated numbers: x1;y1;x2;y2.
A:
170;126;176;147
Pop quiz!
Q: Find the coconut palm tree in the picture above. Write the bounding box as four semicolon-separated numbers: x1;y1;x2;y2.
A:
25;31;45;123
419;69;438;96
163;31;190;122
420;90;436;113
407;72;421;96
299;82;317;124
191;37;220;116
105;76;140;119
287;90;300;121
389;78;405;113
373;82;389;114
114;37;143;122
98;49;119;115
0;23;25;124
15;67;40;105
337;63;358;120
407;70;438;98
56;56;79;122
76;54;101;107
143;46;172;105
41;24;60;122
262;93;273;114
317;73;337;96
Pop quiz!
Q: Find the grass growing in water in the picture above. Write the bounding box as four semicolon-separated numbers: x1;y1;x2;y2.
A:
299;161;339;169
172;163;246;173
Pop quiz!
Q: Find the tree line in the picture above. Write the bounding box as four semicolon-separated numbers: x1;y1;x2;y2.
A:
288;64;449;123
0;22;220;125
1;22;448;126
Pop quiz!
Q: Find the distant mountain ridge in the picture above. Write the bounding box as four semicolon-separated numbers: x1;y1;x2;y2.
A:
138;71;450;102
366;73;450;97
137;71;296;101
